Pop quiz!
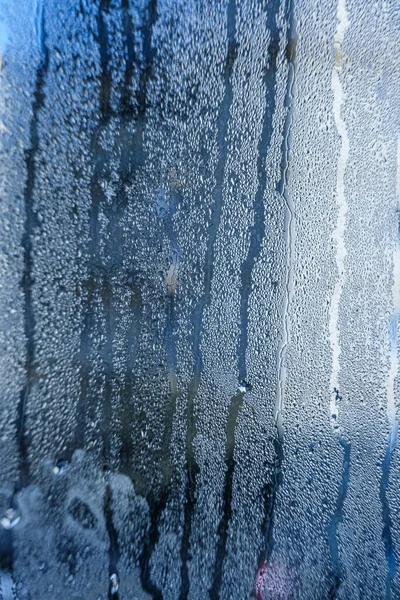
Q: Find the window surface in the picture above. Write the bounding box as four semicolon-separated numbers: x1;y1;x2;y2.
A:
0;0;399;598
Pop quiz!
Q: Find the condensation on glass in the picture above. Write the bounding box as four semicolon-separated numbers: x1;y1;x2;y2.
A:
0;0;399;598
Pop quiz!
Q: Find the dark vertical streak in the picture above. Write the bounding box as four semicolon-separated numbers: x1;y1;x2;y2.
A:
179;2;238;598
17;7;50;489
107;0;142;470
74;286;95;450
0;531;13;572
104;484;121;600
76;0;139;462
237;1;280;383
97;0;112;123
2;5;49;583
179;391;198;600
131;0;158;173
119;0;138;180
260;437;283;563
209;393;242;599
210;3;282;594
117;0;158;471
190;0;238;388
75;0;112;451
139;490;168;600
328;438;351;597
116;3;165;597
260;0;296;565
117;0;158;474
380;424;397;600
120;0;137;117
97;0;158;475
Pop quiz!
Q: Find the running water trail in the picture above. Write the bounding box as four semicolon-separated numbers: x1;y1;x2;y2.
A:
329;0;349;429
274;30;296;446
328;1;351;594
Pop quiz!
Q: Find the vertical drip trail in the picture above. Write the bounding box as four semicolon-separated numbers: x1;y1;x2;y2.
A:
237;0;281;383
380;424;398;599
178;384;198;600
120;0;136;119
118;0;155;471
1;3;49;587
75;0;112;451
190;0;238;388
92;3;161;591
138;490;168;600
329;0;350;427
274;8;296;453
17;6;49;490
97;0;112;123
379;135;400;598
328;438;351;597
179;1;238;597
130;0;158;173
0;530;12;574
160;189;181;469
114;3;171;598
99;12;139;470
328;1;351;595
261;0;296;563
210;2;282;596
209;393;242;600
104;484;121;600
77;0;158;456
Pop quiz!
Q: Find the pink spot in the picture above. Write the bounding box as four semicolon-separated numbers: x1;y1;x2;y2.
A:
253;558;293;600
254;558;269;600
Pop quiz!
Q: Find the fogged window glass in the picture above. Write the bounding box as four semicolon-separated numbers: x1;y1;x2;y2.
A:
0;0;399;598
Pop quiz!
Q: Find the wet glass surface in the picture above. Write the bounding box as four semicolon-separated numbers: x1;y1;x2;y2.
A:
0;0;400;598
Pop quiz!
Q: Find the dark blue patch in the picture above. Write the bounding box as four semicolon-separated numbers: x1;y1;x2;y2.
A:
380;423;398;599
328;438;351;596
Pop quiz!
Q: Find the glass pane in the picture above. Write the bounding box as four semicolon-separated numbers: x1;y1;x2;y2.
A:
0;0;399;598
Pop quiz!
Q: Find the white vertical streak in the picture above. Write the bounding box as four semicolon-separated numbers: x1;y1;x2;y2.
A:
386;137;400;426
275;27;296;440
329;0;350;428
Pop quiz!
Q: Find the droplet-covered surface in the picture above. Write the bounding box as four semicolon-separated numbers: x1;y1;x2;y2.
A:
0;0;399;598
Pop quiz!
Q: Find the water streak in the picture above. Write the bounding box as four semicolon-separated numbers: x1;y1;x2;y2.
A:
264;0;296;561
329;0;349;427
328;3;351;594
18;4;50;489
179;1;238;596
210;2;283;592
